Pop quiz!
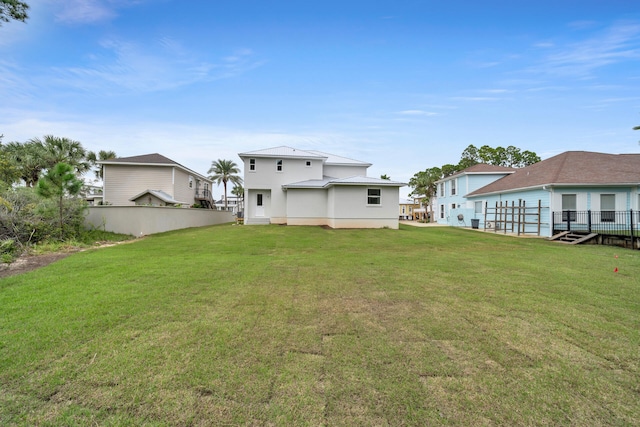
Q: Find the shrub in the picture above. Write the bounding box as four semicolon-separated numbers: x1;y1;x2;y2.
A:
0;186;87;249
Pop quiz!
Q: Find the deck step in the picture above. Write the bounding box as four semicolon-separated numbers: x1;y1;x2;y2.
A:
554;232;598;245
548;231;569;241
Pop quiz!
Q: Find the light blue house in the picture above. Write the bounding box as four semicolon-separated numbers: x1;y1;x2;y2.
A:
465;151;640;237
434;164;515;227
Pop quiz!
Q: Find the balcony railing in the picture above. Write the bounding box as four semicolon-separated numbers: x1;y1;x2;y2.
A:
552;210;639;238
195;189;213;200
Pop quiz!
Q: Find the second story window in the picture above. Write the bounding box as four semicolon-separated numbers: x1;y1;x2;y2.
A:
276;159;283;172
249;159;256;171
439;182;445;197
451;179;457;196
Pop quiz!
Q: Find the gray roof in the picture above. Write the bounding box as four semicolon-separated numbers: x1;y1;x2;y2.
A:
437;163;516;183
238;146;371;166
283;175;405;189
129;189;182;204
467;151;640;197
100;153;210;182
305;150;372;167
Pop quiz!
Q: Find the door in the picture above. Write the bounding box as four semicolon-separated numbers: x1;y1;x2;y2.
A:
255;193;265;217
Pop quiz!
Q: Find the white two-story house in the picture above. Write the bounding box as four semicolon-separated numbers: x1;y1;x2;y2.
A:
238;146;405;229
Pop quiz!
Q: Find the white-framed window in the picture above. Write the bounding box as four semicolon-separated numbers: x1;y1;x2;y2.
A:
305;160;312;167
188;175;193;188
451;179;457;196
367;188;381;205
249;159;256;171
439;183;445;197
600;194;615;222
474;201;483;214
562;194;577;221
276;159;283;172
439;204;445;219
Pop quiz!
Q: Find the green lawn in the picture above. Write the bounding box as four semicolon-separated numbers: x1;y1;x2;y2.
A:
1;224;638;426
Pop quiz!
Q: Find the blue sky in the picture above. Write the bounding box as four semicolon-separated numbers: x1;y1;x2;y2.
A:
1;0;639;197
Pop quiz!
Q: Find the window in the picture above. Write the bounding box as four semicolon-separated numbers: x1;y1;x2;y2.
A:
562;194;577;221
188;176;193;188
257;193;263;206
367;188;381;205
440;204;445;219
305;160;312;167
474;201;483;214
276;159;283;172
601;194;615;222
439;183;445;197
249;159;256;171
451;179;457;196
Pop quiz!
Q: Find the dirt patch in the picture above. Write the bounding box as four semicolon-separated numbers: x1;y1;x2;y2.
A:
0;252;74;279
0;241;136;279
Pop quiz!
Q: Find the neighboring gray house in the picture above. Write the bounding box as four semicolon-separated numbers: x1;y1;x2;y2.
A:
238;146;406;228
100;153;215;208
463;151;640;237
434;164;515;226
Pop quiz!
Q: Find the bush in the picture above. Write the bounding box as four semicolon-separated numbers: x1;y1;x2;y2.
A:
0;186;88;249
0;238;19;264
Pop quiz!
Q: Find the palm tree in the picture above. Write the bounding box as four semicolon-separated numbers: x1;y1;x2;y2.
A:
231;184;244;200
3;139;47;187
33;135;90;176
87;149;117;180
208;159;243;210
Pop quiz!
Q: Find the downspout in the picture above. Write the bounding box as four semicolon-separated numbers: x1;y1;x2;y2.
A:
542;185;553;237
102;166;107;203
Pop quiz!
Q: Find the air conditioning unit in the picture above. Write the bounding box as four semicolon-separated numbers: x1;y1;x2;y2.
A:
486;221;501;230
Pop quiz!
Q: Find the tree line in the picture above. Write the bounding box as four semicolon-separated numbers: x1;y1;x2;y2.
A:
408;144;541;209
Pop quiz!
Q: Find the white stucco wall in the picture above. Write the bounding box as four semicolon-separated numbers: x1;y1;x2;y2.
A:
243;157;322;188
327;186;400;229
285;188;329;225
85;206;234;236
323;165;369;178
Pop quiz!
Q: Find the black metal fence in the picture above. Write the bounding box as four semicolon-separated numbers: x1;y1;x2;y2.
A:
552;210;639;248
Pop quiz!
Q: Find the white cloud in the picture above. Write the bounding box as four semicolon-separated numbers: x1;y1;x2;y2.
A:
53;0;117;24
51;37;262;93
530;21;640;78
450;97;502;102
396;110;438;117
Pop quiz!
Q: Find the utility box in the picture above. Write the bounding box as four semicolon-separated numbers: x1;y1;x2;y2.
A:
471;219;480;229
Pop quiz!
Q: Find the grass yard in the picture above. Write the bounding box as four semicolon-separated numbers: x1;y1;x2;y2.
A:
0;224;638;426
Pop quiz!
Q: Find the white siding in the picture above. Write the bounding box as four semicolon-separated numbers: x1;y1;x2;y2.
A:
172;168;198;204
103;165;173;206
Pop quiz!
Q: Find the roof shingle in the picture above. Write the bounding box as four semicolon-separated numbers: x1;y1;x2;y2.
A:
468;151;640;196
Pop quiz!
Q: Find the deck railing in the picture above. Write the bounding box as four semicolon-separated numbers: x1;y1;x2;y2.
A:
195;189;213;201
552;210;639;238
